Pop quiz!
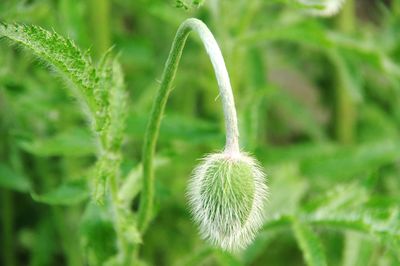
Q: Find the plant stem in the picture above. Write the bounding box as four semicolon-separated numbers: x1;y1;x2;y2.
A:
335;0;356;144
244;48;268;151
395;0;400;15
138;18;240;232
109;158;131;264
88;0;111;57
338;0;355;32
52;208;83;266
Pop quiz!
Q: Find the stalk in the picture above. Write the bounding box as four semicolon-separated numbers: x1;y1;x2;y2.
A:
88;0;111;57
138;18;240;232
244;48;268;151
52;208;83;266
109;158;133;265
87;3;130;258
394;0;400;15
335;0;356;144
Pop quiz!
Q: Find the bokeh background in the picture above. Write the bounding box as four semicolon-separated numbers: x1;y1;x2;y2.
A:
1;0;400;265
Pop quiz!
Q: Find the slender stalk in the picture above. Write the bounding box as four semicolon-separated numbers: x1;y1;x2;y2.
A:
108;159;133;265
138;18;240;232
245;48;268;151
52;208;83;266
335;0;356;144
338;0;355;32
88;0;111;57
395;0;400;15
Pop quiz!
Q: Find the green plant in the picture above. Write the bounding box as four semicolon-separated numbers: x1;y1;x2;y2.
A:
138;20;268;252
0;17;268;262
0;22;132;265
1;1;400;265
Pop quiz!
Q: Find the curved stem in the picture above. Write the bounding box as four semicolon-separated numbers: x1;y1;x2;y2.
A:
138;18;240;232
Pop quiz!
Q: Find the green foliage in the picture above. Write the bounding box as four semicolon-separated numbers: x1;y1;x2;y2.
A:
0;163;30;192
31;179;89;205
176;0;205;10
292;218;328;266
80;203;117;265
1;0;400;265
20;128;96;157
0;22;101;127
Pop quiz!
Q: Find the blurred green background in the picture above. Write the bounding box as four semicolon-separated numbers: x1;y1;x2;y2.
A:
1;0;400;265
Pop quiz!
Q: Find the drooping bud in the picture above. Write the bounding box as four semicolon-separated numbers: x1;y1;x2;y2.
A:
298;0;346;16
187;151;268;251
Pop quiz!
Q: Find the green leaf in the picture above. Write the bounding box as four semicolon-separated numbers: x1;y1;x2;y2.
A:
0;22;102;128
342;232;375;266
176;0;205;9
301;139;400;180
92;57;127;202
307;208;400;247
328;47;364;102
266;163;308;216
240;20;331;48
302;183;368;214
241;230;281;265
31;179;88;205
80;202;117;265
126;112;222;145
105;59;127;152
177;247;213;266
119;164;142;206
19;128;96;157
214;249;243;266
292;218;328;266
119;157;169;206
0;163;30;192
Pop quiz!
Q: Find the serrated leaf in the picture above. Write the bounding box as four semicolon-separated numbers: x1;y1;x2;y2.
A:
0;163;30;192
292;218;328;266
304;207;400;251
0;22;103;127
302;183;368;214
105;59;127;152
31;179;88;205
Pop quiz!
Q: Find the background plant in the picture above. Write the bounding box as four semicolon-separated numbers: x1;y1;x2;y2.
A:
1;0;400;265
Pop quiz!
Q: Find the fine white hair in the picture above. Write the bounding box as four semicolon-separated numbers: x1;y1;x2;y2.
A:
187;152;268;251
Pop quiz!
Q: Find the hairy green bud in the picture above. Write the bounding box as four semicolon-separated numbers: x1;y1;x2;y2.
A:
188;151;268;251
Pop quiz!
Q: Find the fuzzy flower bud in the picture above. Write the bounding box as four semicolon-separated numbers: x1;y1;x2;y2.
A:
188;151;268;251
298;0;346;16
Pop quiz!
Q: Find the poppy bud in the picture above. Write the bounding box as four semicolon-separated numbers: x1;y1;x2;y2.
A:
188;151;268;251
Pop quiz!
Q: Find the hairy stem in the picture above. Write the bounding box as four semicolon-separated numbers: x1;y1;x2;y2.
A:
138;18;240;232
